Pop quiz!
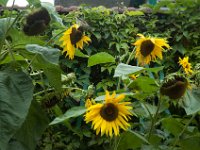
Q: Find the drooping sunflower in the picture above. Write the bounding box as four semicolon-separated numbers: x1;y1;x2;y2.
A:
85;91;133;137
23;7;51;36
133;34;170;65
59;24;91;59
160;74;188;99
179;57;193;75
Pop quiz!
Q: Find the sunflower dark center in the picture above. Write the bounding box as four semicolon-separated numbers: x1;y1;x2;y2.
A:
160;76;188;99
100;103;118;122
140;40;155;57
70;27;83;45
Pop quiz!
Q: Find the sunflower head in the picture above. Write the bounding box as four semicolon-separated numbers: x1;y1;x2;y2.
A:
179;57;193;75
160;74;188;99
23;7;51;36
59;24;91;59
85;91;132;137
70;26;83;45
133;34;170;65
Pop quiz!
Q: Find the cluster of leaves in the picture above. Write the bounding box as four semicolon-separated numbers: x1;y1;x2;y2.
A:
0;0;200;150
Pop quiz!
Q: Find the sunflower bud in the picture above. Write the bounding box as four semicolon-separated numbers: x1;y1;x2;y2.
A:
160;75;188;99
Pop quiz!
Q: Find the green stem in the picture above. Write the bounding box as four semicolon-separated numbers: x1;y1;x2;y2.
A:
0;3;22;52
172;113;196;149
148;96;162;140
113;137;117;150
126;47;136;64
33;88;54;97
25;53;38;71
117;47;136;90
5;40;16;62
142;102;153;120
114;136;121;150
44;29;65;46
52;105;73;131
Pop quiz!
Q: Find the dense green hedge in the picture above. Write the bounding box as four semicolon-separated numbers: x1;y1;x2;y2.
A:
0;0;200;149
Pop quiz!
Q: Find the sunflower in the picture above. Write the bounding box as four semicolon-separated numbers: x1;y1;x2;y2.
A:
179;57;193;75
59;24;91;59
23;7;51;36
133;34;170;65
160;75;188;99
85;91;133;137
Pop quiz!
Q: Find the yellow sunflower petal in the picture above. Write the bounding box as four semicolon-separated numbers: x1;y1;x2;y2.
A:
113;94;125;103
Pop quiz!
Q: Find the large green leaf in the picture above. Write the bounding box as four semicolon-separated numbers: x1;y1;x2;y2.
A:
75;49;89;58
182;88;200;115
0;53;25;65
0;68;34;150
41;2;63;25
8;29;45;48
180;136;200;150
114;63;144;77
117;131;144;150
26;44;60;64
145;66;164;74
50;106;86;125
114;63;163;77
128;76;159;94
128;130;150;144
0;0;8;6
6;100;49;150
0;18;14;44
88;52;115;67
161;118;184;136
21;45;62;91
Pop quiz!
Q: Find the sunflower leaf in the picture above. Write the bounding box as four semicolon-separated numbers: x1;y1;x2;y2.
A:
182;88;200;115
128;129;150;144
0;0;8;6
21;44;62;91
0;68;33;150
75;49;89;58
49;106;86;125
88;52;115;67
117;131;146;149
26;44;60;65
0;18;15;45
6;100;49;150
114;63;144;77
145;66;164;74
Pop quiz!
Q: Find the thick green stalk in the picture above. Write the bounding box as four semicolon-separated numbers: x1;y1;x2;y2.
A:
147;96;162;140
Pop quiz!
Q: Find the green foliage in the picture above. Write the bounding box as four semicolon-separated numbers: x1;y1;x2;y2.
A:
117;132;145;150
114;63;144;77
0;18;14;47
7;100;49;150
0;68;34;150
0;0;200;149
180;136;200;150
50;106;86;125
161;118;184;136
88;52;115;67
182;88;200;115
0;0;8;6
23;44;62;91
